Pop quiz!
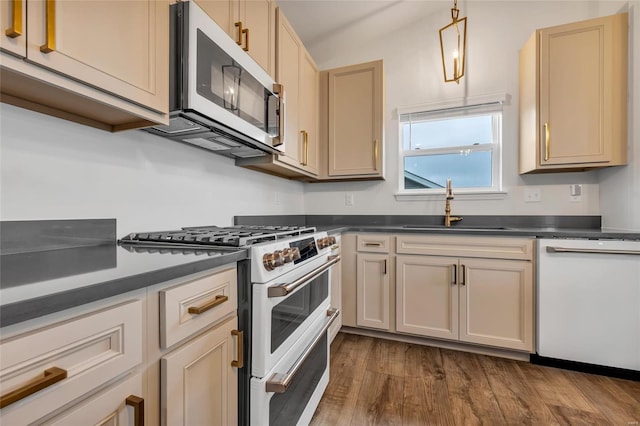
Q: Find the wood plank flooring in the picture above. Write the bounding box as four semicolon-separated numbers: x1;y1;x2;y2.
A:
310;333;640;426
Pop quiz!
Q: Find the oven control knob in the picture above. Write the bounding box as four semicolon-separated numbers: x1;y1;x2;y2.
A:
317;237;331;249
263;250;285;271
282;247;301;263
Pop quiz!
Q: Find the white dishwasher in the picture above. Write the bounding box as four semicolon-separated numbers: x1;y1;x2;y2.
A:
537;238;640;371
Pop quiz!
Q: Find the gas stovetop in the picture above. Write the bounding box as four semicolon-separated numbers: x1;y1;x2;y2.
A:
119;225;317;248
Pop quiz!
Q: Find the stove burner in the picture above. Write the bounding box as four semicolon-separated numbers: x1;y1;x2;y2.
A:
119;225;317;248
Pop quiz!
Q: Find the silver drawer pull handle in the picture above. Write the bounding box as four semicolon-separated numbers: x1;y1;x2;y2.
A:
546;246;640;256
265;308;339;393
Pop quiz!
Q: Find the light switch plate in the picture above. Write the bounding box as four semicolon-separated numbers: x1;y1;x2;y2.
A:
345;193;354;206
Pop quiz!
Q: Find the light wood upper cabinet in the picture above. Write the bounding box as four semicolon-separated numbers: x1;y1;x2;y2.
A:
299;48;320;174
236;7;318;179
196;0;275;77
1;0;26;56
519;13;628;173
327;60;384;178
0;0;169;130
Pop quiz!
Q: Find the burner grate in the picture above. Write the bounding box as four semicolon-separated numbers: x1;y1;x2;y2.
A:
120;225;316;248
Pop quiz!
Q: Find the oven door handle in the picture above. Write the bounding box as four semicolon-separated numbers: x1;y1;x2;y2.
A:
268;255;341;298
265;307;339;393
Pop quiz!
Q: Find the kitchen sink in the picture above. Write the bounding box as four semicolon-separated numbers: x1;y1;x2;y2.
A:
401;225;510;231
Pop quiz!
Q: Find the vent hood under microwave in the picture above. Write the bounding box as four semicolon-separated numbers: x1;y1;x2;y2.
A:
144;1;284;159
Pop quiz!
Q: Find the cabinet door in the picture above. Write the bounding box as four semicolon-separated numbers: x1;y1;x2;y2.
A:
161;317;239;426
459;258;534;351
1;0;26;56
299;48;319;174
396;255;459;340
242;0;274;77
26;0;168;114
275;9;301;164
44;372;144;426
328;60;383;177
356;253;390;330
329;244;342;342
195;0;236;37
540;18;611;166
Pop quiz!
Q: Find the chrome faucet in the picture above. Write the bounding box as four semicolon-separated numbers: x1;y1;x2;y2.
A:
444;179;463;227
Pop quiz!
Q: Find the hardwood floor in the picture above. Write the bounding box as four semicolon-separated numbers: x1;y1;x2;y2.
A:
311;333;640;426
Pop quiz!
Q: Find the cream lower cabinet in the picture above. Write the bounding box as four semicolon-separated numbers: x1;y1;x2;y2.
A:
161;316;238;426
147;266;240;426
395;235;535;352
356;253;391;331
396;256;533;351
329;236;342;342
43;372;144;426
355;234;393;331
0;294;145;425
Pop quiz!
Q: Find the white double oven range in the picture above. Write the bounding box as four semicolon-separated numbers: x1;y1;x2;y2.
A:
120;225;340;425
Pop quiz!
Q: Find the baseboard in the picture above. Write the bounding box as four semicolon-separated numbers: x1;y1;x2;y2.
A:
339;326;531;362
530;354;640;382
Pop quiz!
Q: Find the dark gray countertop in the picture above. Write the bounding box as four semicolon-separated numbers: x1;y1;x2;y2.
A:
0;220;249;327
4;216;638;328
319;225;640;240
0;244;247;327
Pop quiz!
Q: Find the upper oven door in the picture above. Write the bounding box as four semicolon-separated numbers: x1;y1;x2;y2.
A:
252;255;339;378
184;1;282;149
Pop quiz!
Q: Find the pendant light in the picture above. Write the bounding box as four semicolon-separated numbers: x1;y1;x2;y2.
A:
439;0;467;84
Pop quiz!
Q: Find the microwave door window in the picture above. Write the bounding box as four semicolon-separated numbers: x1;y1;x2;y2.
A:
196;29;270;133
196;30;226;108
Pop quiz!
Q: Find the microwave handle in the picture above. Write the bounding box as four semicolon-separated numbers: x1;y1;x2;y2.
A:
266;308;339;393
273;83;285;147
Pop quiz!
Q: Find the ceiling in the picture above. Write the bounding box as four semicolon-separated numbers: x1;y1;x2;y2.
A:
276;0;452;49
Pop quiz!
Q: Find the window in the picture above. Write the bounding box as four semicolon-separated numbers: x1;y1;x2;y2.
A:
399;101;503;195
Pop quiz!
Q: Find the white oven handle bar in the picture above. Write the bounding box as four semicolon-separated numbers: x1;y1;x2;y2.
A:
267;255;341;297
546;246;640;255
265;308;339;393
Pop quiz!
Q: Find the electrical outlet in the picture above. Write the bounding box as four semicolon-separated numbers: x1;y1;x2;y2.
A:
569;184;582;202
524;188;541;203
345;193;354;206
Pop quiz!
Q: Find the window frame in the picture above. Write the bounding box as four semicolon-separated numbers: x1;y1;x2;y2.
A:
396;94;507;199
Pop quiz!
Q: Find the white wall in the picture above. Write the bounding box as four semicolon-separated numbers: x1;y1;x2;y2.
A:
302;1;635;221
599;1;640;232
0;103;305;234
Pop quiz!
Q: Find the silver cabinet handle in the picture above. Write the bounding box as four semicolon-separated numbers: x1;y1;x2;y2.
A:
268;255;340;297
546;246;640;256
266;308;339;393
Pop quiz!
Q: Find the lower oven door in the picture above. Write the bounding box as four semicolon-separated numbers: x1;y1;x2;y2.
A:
252;255;339;378
250;308;339;426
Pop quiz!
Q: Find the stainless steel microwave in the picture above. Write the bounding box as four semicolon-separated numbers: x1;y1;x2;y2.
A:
145;1;284;159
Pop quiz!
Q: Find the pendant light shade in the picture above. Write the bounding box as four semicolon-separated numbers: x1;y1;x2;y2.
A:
439;0;467;84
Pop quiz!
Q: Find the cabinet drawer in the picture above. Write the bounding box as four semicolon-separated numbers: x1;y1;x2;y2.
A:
357;234;391;253
396;235;534;260
0;300;143;425
160;267;237;349
44;372;143;426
